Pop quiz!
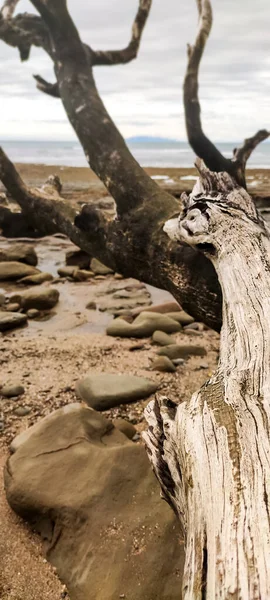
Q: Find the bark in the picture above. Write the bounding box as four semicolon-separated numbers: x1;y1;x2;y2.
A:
144;164;270;599
184;0;269;187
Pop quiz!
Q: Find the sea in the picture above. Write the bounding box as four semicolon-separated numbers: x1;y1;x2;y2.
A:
1;139;270;169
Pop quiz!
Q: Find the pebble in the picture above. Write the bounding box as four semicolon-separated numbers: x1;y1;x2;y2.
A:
151;356;176;372
1;383;25;398
27;308;40;319
6;303;20;312
13;405;31;417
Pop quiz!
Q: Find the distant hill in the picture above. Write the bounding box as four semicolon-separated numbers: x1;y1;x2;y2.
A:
126;136;180;144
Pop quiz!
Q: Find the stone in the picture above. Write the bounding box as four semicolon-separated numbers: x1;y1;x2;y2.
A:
1;383;25;398
131;301;181;317
167;310;194;325
90;258;114;275
19;272;53;285
5;303;20;312
114;273;124;280
0;244;38;266
172;358;185;366
183;329;201;337
151;356;176;373
0;311;27;331
86;301;97;310
112;418;137;440
158;344;207;359
152;330;176;346
75;373;158;410
72;269;94;282
6;405;183;600
0;261;40;281
106;312;181;338
8;292;22;305
57;266;76;278
21;287;59;311
13;405;31;417
27;308;40;319
0;292;5;306
66;249;91;269
184;322;201;331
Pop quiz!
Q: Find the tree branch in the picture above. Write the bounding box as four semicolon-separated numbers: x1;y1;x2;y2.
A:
1;0;20;20
33;74;60;97
184;0;269;187
0;146;222;331
0;11;51;60
91;0;152;66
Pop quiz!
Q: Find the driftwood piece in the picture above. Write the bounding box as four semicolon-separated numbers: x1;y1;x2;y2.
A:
144;163;270;598
184;0;269;187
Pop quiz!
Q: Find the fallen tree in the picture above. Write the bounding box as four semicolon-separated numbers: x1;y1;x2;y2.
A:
184;0;269;187
144;162;270;598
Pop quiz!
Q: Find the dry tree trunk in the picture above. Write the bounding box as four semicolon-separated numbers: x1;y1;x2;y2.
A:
184;0;269;187
144;162;270;599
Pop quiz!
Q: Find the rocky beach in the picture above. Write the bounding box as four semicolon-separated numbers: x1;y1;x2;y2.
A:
0;163;269;600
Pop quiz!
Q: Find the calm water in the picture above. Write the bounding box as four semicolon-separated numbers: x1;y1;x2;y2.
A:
1;139;270;169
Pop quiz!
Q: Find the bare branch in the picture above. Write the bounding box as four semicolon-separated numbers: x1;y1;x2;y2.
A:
0;11;51;60
91;0;152;66
1;0;20;19
233;129;270;167
33;74;60;97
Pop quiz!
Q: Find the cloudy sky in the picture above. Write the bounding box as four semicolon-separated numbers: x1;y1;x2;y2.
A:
0;0;269;142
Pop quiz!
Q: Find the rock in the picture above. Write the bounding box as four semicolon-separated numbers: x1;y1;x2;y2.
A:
183;329;201;337
27;308;40;319
113;418;137;440
8;292;22;305
57;266;76;278
19;272;53;285
21;287;59;311
151;356;176;373
158;344;207;359
86;301;97;310
1;383;25;398
0;311;27;331
72;269;94;282
0;261;40;281
167;310;194;325
75;373;158;410
6;405;183;600
13;405;31;417
114;273;124;280
107;312;181;338
131;301;181;317
152;330;176;346
66;249;91;269
172;358;185;366
0;292;5;306
5;303;20;312
90;258;114;275
184;322;201;331
0;244;38;266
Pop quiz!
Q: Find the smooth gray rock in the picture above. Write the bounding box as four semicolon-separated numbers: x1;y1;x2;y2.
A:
90;258;114;275
75;373;158;410
158;344;207;359
19;272;53;285
21;287;59;311
152;330;176;346
0;261;40;281
57;266;76;278
107;312;181;338
1;383;25;398
0;311;27;331
151;356;176;373
167;311;194;325
0;244;38;266
13;405;31;417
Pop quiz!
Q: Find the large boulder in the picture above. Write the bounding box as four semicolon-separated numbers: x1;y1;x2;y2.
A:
75;373;158;410
5;405;183;600
20;287;59;311
0;311;27;331
0;244;38;266
0;262;40;281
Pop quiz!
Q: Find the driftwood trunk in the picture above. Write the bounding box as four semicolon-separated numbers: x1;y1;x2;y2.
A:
144;165;270;599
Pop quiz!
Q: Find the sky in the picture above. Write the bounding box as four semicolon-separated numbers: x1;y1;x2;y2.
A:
0;0;269;142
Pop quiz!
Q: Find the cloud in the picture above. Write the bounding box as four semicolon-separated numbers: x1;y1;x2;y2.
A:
0;0;269;142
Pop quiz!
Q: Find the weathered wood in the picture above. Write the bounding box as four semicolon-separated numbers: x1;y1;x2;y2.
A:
184;0;269;187
144;163;270;598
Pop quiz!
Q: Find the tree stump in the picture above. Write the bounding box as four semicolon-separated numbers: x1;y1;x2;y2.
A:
144;162;270;599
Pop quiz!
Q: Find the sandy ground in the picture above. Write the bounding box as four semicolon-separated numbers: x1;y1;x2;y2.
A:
0;160;263;599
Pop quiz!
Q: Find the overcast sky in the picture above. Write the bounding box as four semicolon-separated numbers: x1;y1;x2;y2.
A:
0;0;269;142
